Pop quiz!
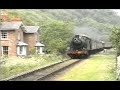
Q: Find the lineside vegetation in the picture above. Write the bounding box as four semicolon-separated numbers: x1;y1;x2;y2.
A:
0;54;65;80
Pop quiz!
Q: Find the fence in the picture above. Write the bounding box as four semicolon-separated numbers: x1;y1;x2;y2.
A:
116;56;120;80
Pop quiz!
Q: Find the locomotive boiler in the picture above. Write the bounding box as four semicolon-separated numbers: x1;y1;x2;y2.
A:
67;34;104;59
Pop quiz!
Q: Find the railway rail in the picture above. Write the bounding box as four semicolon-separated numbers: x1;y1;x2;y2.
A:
1;58;82;81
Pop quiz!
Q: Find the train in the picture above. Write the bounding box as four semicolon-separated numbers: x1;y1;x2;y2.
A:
67;34;107;59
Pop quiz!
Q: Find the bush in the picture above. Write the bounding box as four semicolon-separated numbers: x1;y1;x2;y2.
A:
29;47;36;55
110;27;120;55
0;54;65;79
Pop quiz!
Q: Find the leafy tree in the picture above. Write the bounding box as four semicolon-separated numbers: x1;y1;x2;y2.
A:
40;20;74;54
110;27;120;55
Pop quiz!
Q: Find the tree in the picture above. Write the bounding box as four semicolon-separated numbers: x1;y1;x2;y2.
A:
110;27;120;56
40;20;74;54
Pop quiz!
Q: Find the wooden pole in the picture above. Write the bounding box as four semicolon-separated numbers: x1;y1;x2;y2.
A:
0;10;2;60
0;30;1;61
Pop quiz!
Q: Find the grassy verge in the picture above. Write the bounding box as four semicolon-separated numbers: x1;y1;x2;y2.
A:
56;50;116;81
0;54;65;80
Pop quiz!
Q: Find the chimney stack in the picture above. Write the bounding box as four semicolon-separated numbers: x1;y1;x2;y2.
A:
11;16;22;21
0;10;8;22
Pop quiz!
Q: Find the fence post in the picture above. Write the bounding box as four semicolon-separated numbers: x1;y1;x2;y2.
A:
116;55;120;80
0;30;1;61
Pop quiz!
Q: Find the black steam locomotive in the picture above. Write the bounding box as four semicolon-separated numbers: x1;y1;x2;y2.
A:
67;34;105;59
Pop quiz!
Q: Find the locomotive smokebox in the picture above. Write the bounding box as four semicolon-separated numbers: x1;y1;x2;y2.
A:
73;38;82;45
72;36;86;49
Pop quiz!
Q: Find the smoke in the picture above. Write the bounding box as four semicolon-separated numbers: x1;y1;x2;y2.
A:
74;26;108;41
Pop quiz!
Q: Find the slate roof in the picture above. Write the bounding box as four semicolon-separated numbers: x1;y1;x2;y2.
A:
35;42;45;47
17;41;28;46
0;22;40;33
0;21;23;30
24;26;39;33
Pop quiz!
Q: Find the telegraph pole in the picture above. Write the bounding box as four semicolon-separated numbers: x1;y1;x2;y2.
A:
0;10;1;60
0;31;2;61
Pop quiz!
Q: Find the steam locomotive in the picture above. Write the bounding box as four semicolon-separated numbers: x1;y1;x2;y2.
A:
67;34;105;59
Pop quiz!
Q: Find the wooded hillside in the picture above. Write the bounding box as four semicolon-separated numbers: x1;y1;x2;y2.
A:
0;9;119;53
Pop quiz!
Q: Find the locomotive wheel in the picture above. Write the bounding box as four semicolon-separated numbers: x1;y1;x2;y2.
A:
86;53;90;57
70;55;75;59
71;56;74;59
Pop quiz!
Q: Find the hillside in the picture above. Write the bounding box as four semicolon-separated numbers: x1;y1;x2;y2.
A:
0;9;120;53
40;9;120;25
4;9;120;41
39;9;120;42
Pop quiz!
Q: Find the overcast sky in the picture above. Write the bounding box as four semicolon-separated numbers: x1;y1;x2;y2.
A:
112;9;120;16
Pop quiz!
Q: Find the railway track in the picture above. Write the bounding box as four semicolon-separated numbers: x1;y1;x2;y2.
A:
2;59;82;81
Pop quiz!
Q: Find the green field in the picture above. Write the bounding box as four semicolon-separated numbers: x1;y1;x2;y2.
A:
56;50;116;81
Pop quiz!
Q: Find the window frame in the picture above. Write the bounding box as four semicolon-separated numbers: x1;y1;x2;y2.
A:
1;31;8;40
36;46;44;54
17;46;27;56
2;46;8;56
19;46;23;55
36;47;40;53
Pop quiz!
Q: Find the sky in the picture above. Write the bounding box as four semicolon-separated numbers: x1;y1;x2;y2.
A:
112;9;120;16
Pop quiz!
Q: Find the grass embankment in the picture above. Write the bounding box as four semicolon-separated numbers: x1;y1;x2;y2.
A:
0;54;64;80
56;49;116;81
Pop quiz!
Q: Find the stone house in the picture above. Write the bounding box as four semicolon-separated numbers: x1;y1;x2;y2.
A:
0;11;44;57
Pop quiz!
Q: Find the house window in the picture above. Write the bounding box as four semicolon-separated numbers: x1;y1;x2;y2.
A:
17;46;27;56
36;47;44;54
19;46;23;54
36;47;40;53
1;31;8;39
2;46;8;55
